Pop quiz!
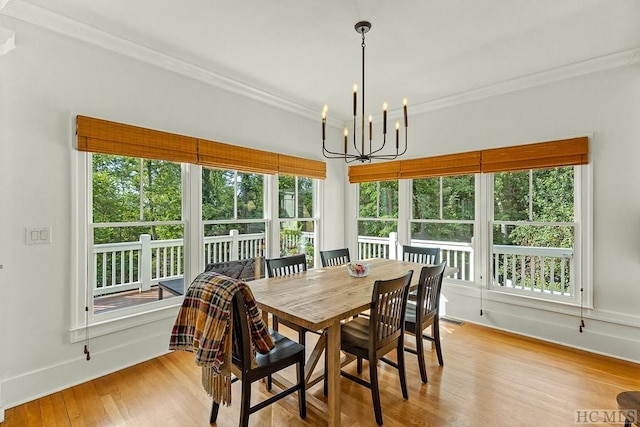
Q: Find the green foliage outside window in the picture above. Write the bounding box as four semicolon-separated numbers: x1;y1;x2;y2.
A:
358;181;398;238
493;167;574;247
411;175;474;243
92;154;182;244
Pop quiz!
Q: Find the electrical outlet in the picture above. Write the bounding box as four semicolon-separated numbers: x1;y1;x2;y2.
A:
25;227;52;245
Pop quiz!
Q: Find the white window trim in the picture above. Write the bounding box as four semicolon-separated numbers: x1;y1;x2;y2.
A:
70;151;183;343
482;164;593;309
272;175;322;266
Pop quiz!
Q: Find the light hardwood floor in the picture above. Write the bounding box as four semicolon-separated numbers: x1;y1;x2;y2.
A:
3;320;639;426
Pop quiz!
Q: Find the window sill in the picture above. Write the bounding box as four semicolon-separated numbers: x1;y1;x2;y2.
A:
69;302;181;343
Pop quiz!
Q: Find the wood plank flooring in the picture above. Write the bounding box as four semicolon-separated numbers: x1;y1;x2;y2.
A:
3;320;639;426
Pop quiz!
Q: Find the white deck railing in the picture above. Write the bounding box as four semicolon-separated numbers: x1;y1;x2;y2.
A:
93;231;265;297
492;244;574;296
93;230;572;298
357;234;573;295
358;233;473;281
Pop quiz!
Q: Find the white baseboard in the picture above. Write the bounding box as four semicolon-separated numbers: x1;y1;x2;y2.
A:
0;330;172;412
443;287;640;364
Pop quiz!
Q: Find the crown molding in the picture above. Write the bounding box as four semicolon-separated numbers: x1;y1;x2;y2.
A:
3;1;639;123
1;0;319;119
410;47;640;116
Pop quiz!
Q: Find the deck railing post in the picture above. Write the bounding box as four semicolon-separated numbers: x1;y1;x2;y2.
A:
230;229;239;261
140;234;152;292
389;232;398;260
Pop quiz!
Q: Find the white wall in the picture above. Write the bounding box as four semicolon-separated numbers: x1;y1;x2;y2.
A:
345;63;640;362
0;16;345;416
2;10;640;419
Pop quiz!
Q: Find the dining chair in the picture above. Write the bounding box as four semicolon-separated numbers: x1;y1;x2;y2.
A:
320;248;351;267
210;291;306;427
402;245;440;264
404;262;446;383
265;254;312;346
340;270;414;426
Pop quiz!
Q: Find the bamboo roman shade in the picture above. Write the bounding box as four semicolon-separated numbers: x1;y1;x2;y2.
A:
400;151;481;179
75;115;326;178
197;138;278;175
278;154;326;179
481;137;589;173
348;161;401;183
76;115;198;163
349;137;588;183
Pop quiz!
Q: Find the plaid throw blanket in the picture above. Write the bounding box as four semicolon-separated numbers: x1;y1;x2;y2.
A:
169;271;274;405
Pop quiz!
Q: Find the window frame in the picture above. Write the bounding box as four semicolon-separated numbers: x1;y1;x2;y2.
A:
485;164;592;307
71;151;189;342
274;174;321;267
408;174;477;283
354;161;592;310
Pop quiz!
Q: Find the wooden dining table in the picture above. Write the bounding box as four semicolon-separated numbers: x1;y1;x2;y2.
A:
248;257;457;427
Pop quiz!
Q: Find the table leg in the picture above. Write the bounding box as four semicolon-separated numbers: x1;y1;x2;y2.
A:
326;323;341;427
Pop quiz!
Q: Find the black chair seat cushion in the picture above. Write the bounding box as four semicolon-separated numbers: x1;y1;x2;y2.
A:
341;316;370;349
253;330;305;371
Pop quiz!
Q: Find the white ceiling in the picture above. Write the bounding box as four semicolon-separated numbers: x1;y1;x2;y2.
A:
3;0;640;122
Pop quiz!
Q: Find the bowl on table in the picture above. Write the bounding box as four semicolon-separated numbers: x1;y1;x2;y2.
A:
346;262;370;278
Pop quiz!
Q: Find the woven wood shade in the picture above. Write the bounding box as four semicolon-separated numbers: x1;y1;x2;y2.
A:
278;154;326;179
481;137;589;173
400;151;481;179
348;161;401;183
349;137;589;183
76;115;325;179
197;138;278;175
76;115;198;163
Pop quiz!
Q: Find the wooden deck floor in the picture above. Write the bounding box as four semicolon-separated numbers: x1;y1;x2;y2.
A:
93;286;178;314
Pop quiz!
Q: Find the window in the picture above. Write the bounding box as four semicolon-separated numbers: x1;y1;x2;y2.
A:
490;166;579;302
73;115;327;340
202;168;266;265
90;154;184;315
357;180;399;259
411;175;475;281
349;136;591;308
278;175;316;268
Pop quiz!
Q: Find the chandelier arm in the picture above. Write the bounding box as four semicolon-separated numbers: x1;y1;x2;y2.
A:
322;145;361;159
367;131;409;160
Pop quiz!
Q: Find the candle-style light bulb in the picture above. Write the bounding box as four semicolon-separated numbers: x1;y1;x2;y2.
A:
369;115;373;141
353;84;357;116
322;105;327;141
383;102;388;135
344;128;348;154
403;97;408;128
395;121;400;148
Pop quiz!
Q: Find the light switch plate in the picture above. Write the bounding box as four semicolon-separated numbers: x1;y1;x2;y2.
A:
25;227;52;245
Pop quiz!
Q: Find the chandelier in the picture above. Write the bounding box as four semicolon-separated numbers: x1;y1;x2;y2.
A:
322;21;408;163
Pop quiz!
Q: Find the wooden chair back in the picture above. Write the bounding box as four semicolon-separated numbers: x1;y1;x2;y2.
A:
415;263;446;323
402;245;440;264
369;271;413;351
320;248;351;267
266;254;307;277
